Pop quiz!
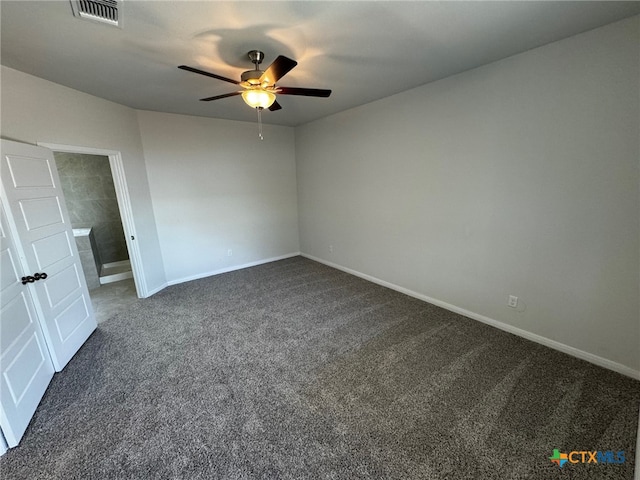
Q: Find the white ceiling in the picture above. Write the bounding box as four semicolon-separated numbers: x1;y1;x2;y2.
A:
2;1;639;127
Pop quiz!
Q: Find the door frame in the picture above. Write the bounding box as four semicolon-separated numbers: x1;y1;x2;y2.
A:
38;143;147;298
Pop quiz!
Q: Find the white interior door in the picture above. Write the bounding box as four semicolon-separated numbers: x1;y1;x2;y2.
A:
0;202;55;447
0;139;97;372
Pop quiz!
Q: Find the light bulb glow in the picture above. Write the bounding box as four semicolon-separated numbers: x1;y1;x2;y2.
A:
241;89;276;109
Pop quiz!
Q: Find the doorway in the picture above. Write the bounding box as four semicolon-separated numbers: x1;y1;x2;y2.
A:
39;143;147;318
54;152;131;287
53;151;139;321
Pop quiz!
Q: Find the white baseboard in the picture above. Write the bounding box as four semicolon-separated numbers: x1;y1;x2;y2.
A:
145;282;168;298
301;253;640;380
99;271;133;285
166;252;301;287
102;260;130;269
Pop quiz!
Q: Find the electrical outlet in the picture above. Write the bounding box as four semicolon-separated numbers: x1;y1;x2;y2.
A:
508;295;518;308
227;249;233;257
328;245;333;253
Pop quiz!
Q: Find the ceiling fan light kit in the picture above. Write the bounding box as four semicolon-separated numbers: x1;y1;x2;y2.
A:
241;89;276;109
178;50;332;139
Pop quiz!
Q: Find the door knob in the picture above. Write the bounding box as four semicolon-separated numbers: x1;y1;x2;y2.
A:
21;272;47;285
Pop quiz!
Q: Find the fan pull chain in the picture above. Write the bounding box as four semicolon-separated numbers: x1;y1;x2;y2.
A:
256;107;264;140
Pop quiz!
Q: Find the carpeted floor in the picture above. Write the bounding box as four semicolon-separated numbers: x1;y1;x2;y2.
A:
1;256;638;479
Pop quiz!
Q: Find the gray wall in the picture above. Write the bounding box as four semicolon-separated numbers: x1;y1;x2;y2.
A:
55;152;128;265
296;17;639;372
137;111;299;284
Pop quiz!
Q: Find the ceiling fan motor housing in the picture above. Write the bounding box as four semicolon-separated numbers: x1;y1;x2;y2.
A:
241;69;265;86
242;50;268;87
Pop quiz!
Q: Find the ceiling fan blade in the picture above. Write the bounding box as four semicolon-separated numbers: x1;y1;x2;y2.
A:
276;87;332;98
260;56;298;85
178;65;240;85
268;100;282;112
200;91;241;102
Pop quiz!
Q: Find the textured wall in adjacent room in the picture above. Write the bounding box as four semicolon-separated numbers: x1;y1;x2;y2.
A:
55;152;129;265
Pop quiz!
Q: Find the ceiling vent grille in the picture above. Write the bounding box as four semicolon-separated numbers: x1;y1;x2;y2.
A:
70;0;122;27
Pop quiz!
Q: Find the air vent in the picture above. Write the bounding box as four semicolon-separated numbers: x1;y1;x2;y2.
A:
70;0;122;27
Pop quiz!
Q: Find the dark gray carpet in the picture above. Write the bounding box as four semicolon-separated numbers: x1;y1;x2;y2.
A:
2;256;638;479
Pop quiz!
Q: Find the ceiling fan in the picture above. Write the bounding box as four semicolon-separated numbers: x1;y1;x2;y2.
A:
178;50;332;112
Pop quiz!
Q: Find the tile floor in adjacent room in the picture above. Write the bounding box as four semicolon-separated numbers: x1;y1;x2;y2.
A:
89;278;139;323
